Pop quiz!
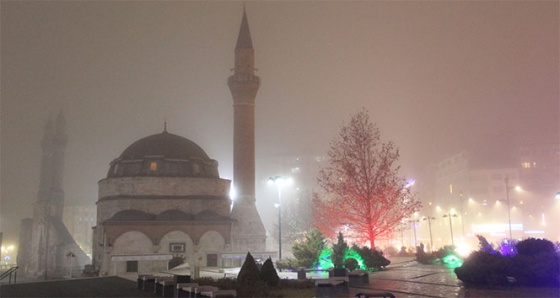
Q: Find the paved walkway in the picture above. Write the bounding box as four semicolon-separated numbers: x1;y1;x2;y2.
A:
3;258;559;297
350;259;559;298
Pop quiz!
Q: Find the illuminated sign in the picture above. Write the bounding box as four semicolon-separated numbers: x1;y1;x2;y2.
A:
472;223;523;233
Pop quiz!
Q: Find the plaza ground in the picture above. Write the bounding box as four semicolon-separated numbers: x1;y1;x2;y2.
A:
1;257;559;297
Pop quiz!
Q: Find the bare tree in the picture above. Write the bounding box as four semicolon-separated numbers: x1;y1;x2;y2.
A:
313;109;421;248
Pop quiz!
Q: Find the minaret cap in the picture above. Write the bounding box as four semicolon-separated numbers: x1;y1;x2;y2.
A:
235;8;253;49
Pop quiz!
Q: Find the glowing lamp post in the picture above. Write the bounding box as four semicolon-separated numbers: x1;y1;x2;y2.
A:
410;220;419;248
422;216;435;252
268;176;292;260
443;213;457;246
503;177;522;240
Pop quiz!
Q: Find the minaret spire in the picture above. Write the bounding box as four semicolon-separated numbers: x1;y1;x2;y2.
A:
235;7;253;50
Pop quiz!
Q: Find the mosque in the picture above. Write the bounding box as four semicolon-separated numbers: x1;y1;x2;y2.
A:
91;9;269;276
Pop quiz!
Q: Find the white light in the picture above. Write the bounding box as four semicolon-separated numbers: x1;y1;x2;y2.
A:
456;242;472;257
229;186;237;201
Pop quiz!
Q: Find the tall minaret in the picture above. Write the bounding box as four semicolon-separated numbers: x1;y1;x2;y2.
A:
228;8;266;252
34;111;67;220
23;110;69;277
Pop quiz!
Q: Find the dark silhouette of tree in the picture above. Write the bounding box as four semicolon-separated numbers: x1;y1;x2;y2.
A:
331;232;349;268
313;108;421;248
237;252;260;286
259;258;280;286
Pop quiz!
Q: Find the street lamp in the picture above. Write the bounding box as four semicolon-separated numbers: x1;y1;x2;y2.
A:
268;176;292;260
442;213;457;246
504;177;522;240
422;216;435;252
410;220;419;248
459;192;465;239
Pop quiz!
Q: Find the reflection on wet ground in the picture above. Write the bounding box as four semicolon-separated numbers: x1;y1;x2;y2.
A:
350;260;559;298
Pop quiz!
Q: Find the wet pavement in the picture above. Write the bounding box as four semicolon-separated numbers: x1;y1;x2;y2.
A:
350;259;560;298
351;260;465;297
3;258;559;297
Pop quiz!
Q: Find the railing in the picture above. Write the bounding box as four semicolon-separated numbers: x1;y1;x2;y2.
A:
227;74;260;85
0;266;19;284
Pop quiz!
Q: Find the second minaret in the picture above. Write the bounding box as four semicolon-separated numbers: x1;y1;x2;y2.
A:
228;8;266;252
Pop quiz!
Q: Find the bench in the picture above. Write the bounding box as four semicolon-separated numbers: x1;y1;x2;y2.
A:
315;277;349;297
154;276;174;296
198;285;220;297
159;279;177;297
176;282;198;298
138;275;156;292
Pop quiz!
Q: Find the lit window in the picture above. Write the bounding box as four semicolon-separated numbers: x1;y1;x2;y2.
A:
192;163;200;175
150;162;157;171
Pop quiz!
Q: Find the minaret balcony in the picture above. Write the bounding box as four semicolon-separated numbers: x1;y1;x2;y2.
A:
228;74;260;85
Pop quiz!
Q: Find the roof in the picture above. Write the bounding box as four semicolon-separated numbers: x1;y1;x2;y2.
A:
119;131;210;160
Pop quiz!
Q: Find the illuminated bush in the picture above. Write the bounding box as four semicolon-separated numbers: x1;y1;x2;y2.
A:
455;251;511;286
516;238;555;256
352;245;390;270
291;228;326;268
455;237;560;287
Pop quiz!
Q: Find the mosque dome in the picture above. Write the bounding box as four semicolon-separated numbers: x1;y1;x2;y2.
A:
107;130;219;179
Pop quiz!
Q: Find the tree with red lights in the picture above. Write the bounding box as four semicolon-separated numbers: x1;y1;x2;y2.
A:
313;109;421;248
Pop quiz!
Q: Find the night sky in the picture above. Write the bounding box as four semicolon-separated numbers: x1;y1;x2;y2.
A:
1;1;558;246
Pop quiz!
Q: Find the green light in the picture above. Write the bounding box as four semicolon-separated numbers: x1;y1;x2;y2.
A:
316;247;367;270
317;248;334;269
442;254;463;268
344;248;366;270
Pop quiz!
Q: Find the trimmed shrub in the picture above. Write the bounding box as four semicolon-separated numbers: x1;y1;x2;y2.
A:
275;258;298;271
512;238;559;287
259;258;280;286
455;238;560;287
455;251;511;286
516;238;555;256
352;245;390;270
237;252;260;286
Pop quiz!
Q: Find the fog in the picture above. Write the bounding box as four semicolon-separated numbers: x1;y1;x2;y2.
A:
1;1;558;246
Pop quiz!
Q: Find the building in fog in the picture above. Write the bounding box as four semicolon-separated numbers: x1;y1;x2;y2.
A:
430;131;560;244
91;9;269;276
63;205;96;258
18;112;89;277
92;130;236;275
